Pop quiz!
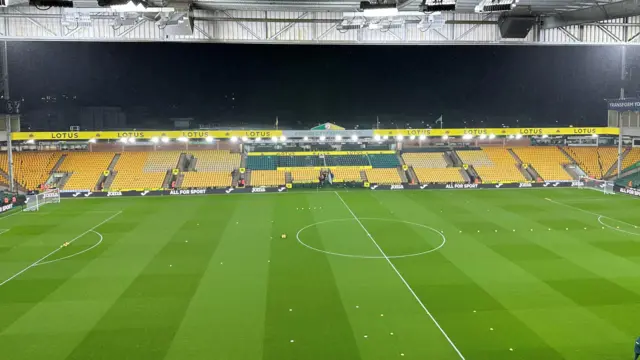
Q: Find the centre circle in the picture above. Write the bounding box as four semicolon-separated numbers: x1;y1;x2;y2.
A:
295;218;446;259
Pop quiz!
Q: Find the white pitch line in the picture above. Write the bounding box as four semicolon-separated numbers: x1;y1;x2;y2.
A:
0;211;122;288
545;198;639;228
334;191;465;360
35;230;104;266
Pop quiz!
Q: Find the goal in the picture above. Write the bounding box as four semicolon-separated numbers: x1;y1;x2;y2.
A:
578;177;614;195
23;189;61;212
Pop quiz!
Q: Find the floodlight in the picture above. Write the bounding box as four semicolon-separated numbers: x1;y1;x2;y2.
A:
479;134;487;140
420;0;456;12
591;134;598;138
303;136;309;141
462;134;473;140
360;2;398;17
419;134;427;140
88;138;97;144
129;137;137;144
319;136;326;141
442;134;449;140
351;134;358;141
271;136;278;142
335;135;343;141
515;134;523;139
120;137;128;143
488;134;496;139
241;136;248;142
475;0;517;13
205;136;214;143
231;136;238;143
25;139;36;145
542;134;549;139
255;137;261;142
280;136;287;142
508;135;515;139
161;136;169;143
383;135;389;140
396;135;404;141
374;135;381;141
177;137;188;142
150;137;159;143
409;135;416;140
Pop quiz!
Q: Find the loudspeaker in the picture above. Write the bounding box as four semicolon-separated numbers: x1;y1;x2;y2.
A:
498;15;535;39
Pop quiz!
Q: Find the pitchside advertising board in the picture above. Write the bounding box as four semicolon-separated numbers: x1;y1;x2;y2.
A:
59;181;594;198
616;186;640;197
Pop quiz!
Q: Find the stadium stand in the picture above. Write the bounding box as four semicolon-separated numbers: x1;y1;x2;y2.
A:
59;152;116;191
563;147;618;179
368;154;400;168
471;148;527;183
182;172;232;188
0;152;62;190
290;168;319;183
246;155;277;170
413;168;465;184
278;155;324;167
402;152;448;168
110;152;167;190
331;167;362;182
365;168;402;184
613;148;640;175
190;150;240;172
512;147;572;181
325;155;369;167
250;170;285;186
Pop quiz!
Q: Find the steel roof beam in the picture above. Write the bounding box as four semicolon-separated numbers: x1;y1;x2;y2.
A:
542;0;640;29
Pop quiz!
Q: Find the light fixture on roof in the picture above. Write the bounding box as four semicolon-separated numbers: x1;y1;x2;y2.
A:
280;136;287;142
303;136;309;141
515;134;523;139
150;137;159;144
479;134;487;140
271;136;278;142
128;137;136;144
205;136;214;143
508;135;515;139
475;0;517;13
462;134;473;140
488;134;496;139
177;137;188;142
88;138;97;144
120;137;128;144
409;135;416;140
591;134;598;138
542;134;549;139
231;136;238;143
442;134;449;140
419;134;427;140
396;135;404;141
383;135;389;140
351;134;358;141
335;135;343;141
420;0;457;12
241;136;248;142
359;1;398;17
374;134;381;141
255;137;261;142
319;135;326;141
161;136;169;143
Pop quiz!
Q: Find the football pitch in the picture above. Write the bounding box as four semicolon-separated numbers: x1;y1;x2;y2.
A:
1;188;640;360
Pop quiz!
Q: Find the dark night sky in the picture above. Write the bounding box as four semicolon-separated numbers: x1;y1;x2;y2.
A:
7;42;636;128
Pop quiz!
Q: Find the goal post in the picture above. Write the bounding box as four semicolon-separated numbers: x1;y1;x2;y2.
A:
23;189;61;212
578;177;615;195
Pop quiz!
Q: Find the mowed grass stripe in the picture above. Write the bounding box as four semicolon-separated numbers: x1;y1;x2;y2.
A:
60;197;238;360
262;193;363;360
329;192;465;360
164;195;276;360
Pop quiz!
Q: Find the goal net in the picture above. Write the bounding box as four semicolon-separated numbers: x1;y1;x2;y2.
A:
23;189;61;212
578;177;614;195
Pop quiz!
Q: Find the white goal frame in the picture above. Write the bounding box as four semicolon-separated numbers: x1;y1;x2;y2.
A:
23;189;61;212
578;177;614;195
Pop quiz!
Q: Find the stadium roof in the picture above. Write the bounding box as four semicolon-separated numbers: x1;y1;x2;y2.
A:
0;0;639;45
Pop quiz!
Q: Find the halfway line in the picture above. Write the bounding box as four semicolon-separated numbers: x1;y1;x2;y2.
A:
0;211;122;288
333;191;465;360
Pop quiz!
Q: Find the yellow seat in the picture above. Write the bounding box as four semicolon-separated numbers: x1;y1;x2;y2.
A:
402;153;448;168
511;147;572;181
111;151;181;190
182;171;232;188
472;148;527;183
331;167;362;182
188;150;241;172
0;152;62;190
613;148;640;175
414;168;465;184
365;168;401;184
59;152;116;191
250;170;285;187
290;168;319;183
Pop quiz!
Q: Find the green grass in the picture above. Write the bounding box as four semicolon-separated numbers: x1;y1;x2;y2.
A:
1;188;640;360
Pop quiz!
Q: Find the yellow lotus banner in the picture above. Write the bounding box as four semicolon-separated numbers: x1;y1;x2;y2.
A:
11;130;283;141
372;127;618;137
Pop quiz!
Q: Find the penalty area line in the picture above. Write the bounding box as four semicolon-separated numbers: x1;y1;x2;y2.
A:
544;198;639;228
0;211;122;288
334;191;466;360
